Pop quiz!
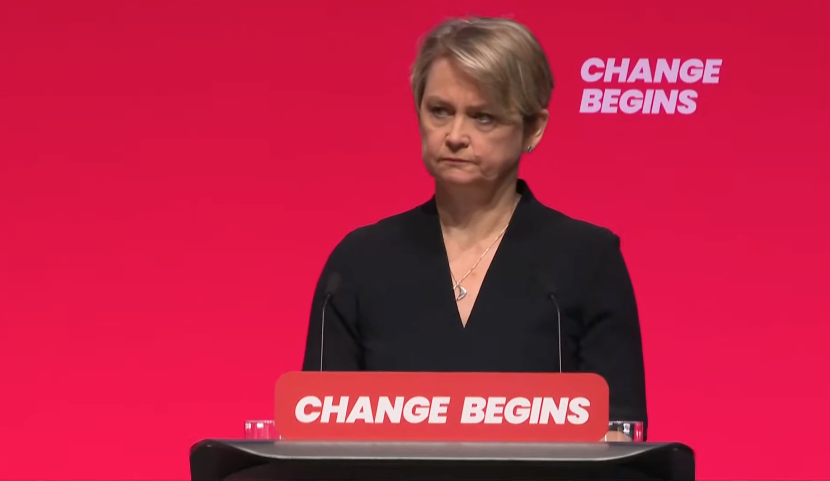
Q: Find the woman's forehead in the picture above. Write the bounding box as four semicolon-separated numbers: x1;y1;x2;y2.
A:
423;68;505;109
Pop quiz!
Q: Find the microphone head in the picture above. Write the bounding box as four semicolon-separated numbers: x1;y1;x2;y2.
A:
535;270;558;296
325;272;342;296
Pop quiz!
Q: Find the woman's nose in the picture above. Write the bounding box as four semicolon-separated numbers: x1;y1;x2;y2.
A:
445;117;470;151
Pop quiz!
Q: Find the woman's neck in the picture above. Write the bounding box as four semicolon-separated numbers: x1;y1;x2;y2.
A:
435;177;520;249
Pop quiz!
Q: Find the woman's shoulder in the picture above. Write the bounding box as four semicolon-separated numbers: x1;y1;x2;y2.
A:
528;200;622;253
327;203;428;259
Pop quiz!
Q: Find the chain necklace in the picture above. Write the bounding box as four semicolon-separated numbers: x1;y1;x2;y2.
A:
446;200;518;302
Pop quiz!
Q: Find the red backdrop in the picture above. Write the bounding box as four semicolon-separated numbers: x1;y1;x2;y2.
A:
1;1;828;479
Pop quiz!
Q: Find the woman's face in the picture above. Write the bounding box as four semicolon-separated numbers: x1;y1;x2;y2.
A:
418;57;546;187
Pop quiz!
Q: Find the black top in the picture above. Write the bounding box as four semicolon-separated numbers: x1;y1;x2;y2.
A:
301;180;648;432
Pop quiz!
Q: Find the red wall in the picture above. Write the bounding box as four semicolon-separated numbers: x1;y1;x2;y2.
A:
1;1;828;479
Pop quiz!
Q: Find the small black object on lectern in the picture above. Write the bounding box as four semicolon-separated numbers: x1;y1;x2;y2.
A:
189;440;694;481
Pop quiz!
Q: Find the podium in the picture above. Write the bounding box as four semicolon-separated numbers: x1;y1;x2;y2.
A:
193;372;694;480
189;439;695;481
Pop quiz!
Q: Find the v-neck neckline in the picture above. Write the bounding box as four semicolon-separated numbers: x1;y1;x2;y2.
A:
442;218;514;330
421;180;536;331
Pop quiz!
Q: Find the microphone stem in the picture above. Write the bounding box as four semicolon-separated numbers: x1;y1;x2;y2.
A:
549;293;563;374
320;293;332;371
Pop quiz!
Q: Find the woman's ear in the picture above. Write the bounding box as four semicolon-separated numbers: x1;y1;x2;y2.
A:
524;109;550;152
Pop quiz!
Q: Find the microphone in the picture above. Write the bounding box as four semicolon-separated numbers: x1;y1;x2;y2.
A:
537;272;563;373
320;272;342;371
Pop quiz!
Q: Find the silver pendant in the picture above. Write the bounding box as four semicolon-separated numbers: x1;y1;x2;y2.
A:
455;285;467;301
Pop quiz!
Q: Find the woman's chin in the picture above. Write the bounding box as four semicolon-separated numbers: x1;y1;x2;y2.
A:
432;169;483;185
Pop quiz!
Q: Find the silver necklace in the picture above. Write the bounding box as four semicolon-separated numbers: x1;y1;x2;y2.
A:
449;225;509;301
446;201;518;302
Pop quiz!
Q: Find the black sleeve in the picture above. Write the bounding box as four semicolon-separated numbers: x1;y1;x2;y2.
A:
301;233;363;371
578;233;648;437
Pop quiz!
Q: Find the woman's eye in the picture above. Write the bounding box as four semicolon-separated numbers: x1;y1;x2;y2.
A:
475;113;494;124
430;107;449;117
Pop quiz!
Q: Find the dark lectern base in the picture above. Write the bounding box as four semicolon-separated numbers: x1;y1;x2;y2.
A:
190;440;695;481
224;461;664;481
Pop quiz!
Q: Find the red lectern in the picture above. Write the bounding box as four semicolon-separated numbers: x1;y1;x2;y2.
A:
189;372;694;480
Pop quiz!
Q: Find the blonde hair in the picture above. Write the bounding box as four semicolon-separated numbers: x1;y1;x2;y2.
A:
410;17;554;126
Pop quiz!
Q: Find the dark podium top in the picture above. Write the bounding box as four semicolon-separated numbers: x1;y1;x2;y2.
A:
190;440;694;481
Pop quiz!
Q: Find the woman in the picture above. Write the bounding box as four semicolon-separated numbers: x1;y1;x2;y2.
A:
301;17;647;442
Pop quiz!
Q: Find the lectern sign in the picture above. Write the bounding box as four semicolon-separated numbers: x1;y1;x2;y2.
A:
274;371;609;442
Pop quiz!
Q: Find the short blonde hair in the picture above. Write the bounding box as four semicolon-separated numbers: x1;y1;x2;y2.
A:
410;17;554;125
